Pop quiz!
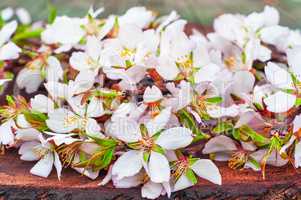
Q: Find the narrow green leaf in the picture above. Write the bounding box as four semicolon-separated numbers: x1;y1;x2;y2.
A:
213;121;233;134
0;16;4;29
88;136;117;148
205;96;223;104
188;157;199;166
143;151;150;163
239;125;269;146
6;95;15;106
232;129;241;140
242;51;247;64
295;98;301;107
12;28;43;42
178;109;209;141
152;144;165;155
248;156;260;170
253;102;263;110
79;151;87;162
186;168;197;185
48;2;57;24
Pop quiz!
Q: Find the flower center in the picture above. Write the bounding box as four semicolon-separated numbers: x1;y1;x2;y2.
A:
228;151;248;169
177;55;193;77
120;48;136;59
224;56;236;70
171;157;190;180
33;145;49;158
64;115;79;127
140;136;154;151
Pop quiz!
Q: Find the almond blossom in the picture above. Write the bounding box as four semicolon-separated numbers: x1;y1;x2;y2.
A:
1;5;301;200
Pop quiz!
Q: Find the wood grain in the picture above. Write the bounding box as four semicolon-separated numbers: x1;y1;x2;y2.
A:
0;150;301;200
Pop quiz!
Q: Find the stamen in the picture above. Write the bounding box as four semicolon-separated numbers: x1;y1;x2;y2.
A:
228;151;248;169
224;56;236;70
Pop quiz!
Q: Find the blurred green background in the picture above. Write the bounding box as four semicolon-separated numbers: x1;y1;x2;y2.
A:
1;0;301;28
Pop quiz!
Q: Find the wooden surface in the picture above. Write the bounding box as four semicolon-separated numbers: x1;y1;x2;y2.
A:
0;150;301;200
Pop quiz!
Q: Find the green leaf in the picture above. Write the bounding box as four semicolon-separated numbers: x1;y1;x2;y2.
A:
88;136;117;148
178;109;209;142
205;96;223;104
0;16;4;29
6;95;15;106
79;151;87;162
152;144;165;155
140;124;148;137
291;73;300;85
22;110;48;131
12;28;43;42
97;147;115;169
93;89;122;98
125;60;133;68
48;2;57;24
213;121;233;134
241;51;247;64
295;98;301;107
253;102;263;110
239;125;269;146
232;129;241;140
143;151;150;162
185;168;197;184
188;157;199;166
248;156;260;170
282;88;295;94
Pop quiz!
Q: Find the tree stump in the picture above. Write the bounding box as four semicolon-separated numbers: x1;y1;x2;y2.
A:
0;151;300;200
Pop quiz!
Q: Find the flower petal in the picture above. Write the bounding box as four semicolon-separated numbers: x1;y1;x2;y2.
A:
112;173;143;188
207;104;239;118
141;181;163;199
148;151;170;183
231;71;255;95
146;107;171;136
18;141;40;161
0;20;17;46
112;150;143;180
156;56;179;80
249;149;288;167
30;152;54;178
0;119;15;145
46;108;79;133
143;85;163;103
87;97;105;118
202;135;237;154
15;128;41;141
263;91;296;113
106;118;141;143
0;42;21;60
287;46;301;80
30;94;54;113
264;62;293;89
173;174;193;192
156;127;193;150
194;63;221;83
16;68;43;93
190;159;222;185
295;141;301;168
46;56;63;82
54;152;62;180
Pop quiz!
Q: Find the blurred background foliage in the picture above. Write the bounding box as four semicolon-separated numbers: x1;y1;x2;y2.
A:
1;0;301;28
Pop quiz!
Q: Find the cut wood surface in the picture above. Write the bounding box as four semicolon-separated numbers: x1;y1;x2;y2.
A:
0;151;301;200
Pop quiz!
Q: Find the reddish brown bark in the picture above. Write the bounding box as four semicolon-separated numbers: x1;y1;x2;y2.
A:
0;150;300;200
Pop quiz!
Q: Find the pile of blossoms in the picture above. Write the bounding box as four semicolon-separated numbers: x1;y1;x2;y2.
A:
1;5;301;199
